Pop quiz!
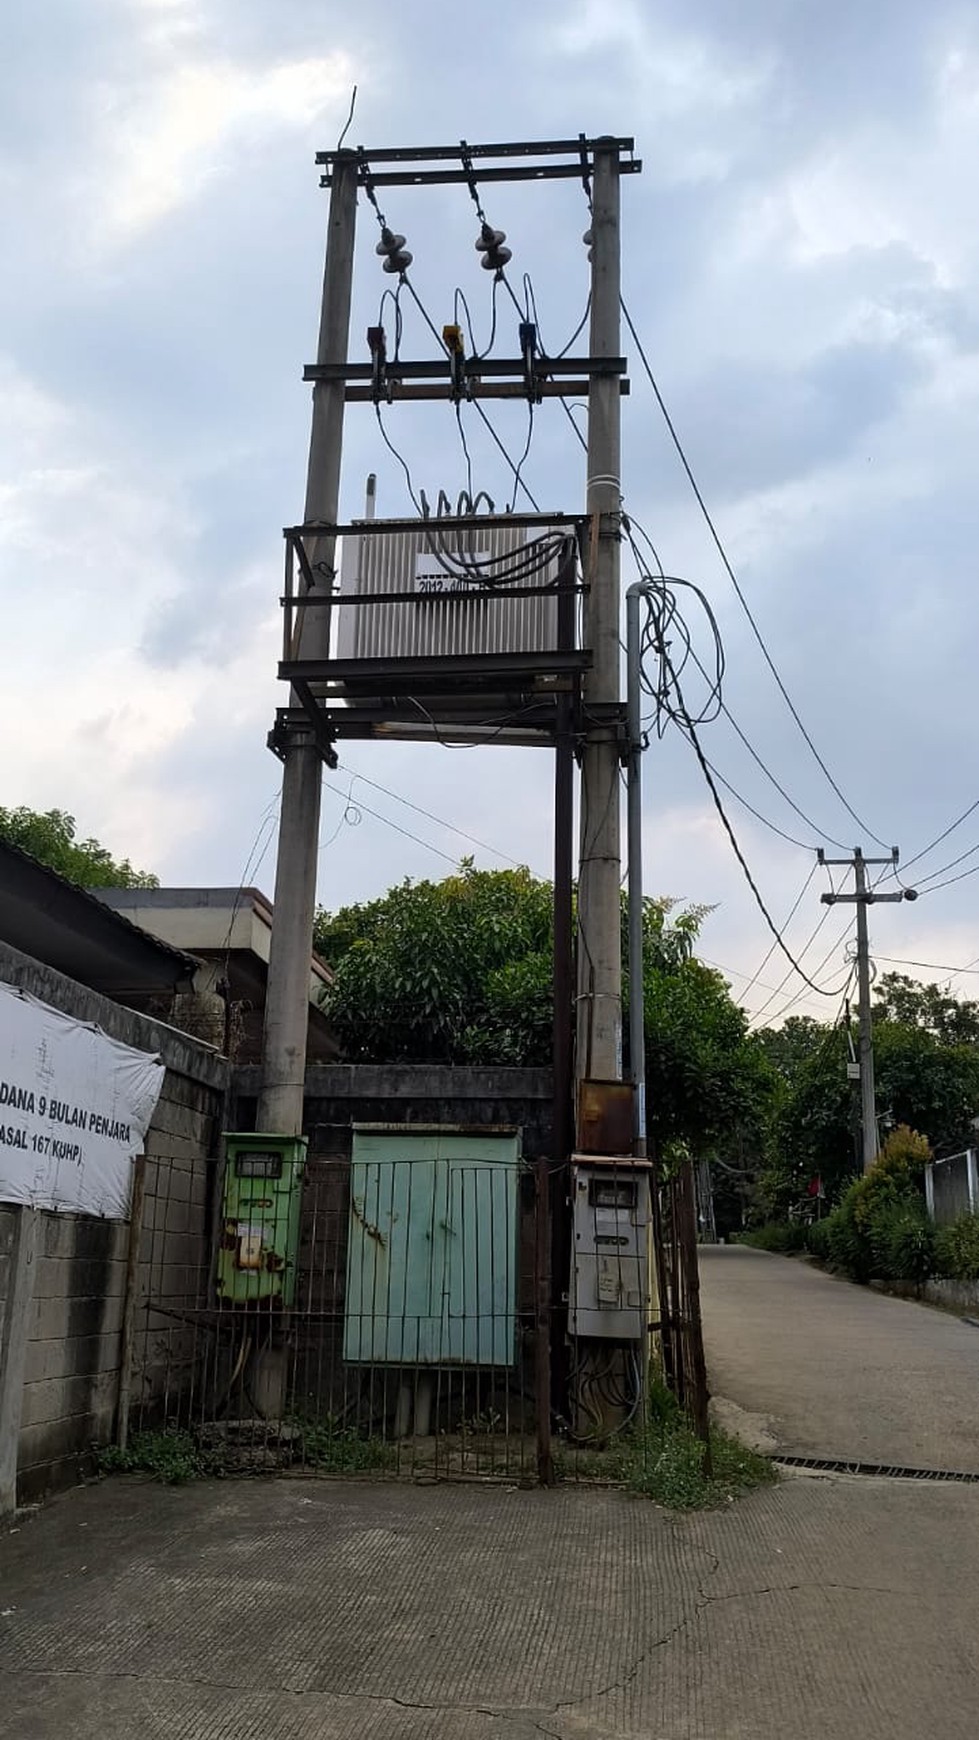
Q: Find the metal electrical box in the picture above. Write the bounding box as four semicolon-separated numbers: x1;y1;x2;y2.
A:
336;520;564;664
569;1155;652;1340
216;1134;307;1307
343;1125;520;1366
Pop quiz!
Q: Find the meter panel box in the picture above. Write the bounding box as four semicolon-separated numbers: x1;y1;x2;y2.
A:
569;1155;652;1340
343;1124;521;1366
217;1133;308;1307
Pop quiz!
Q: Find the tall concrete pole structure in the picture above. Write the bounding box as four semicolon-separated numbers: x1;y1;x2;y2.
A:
257;151;358;1134
852;851;878;1176
820;847;916;1173
577;140;623;1090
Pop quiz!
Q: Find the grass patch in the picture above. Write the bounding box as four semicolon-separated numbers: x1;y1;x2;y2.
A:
293;1417;396;1473
559;1381;777;1511
97;1430;224;1485
736;1222;810;1255
97;1418;396;1484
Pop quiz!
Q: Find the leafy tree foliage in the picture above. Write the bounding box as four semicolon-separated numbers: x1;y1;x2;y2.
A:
872;971;979;1045
758;987;979;1216
316;866;774;1157
0;806;158;889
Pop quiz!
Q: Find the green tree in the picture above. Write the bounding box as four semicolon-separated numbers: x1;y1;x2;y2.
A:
760;988;979;1215
0;806;158;889
316;866;775;1156
755;1015;825;1085
872;971;979;1045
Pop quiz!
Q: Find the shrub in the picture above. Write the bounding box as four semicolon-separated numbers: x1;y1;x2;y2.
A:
850;1125;931;1232
806;1219;831;1262
867;1196;935;1285
821;1181;871;1280
737;1222;808;1255
934;1213;979;1282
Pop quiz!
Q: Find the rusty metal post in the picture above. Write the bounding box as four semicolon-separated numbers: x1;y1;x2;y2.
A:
116;1154;148;1453
676;1158;712;1476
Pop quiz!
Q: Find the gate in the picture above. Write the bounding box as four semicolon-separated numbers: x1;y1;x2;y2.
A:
125;1143;711;1484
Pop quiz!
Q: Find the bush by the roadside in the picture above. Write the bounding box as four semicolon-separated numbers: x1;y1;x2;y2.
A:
867;1195;935;1285
819;1180;872;1281
934;1213;979;1282
805;1218;831;1262
736;1221;809;1255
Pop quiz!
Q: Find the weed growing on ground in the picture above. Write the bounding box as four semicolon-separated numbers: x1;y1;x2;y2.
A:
558;1380;776;1511
97;1430;224;1485
97;1418;395;1483
293;1418;396;1473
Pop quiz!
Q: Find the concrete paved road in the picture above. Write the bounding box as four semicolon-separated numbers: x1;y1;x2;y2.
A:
701;1244;979;1470
2;1473;979;1739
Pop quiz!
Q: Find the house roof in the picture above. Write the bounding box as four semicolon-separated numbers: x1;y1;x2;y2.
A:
0;841;198;999
95;886;334;991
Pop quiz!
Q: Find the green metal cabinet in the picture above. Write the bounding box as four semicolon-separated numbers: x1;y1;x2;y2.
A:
343;1125;520;1366
217;1133;307;1307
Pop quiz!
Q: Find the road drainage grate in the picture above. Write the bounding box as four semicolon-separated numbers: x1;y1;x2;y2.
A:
774;1454;979;1484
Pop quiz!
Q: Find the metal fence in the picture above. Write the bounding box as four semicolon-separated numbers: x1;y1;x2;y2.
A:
925;1149;979;1226
125;1147;712;1485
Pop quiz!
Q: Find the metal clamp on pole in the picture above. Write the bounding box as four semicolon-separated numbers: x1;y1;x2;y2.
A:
442;324;467;401
366;325;391;403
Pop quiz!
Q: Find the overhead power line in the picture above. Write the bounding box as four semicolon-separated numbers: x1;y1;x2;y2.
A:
320;780;458;865
872;955;979;977
334;762;528;869
739;862;819;1000
620;293;892;851
902;794;979;874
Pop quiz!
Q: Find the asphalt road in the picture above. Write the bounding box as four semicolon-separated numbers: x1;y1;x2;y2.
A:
2;1473;979;1738
700;1244;979;1470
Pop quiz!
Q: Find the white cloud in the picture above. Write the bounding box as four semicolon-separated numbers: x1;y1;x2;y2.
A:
95;51;352;239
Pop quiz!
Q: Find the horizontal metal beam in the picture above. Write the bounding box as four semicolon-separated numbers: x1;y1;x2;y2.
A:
321;162;641;188
272;705;568;752
344;379;628;402
285;512;585;538
281;650;590;683
316;138;637;167
303;357;626;382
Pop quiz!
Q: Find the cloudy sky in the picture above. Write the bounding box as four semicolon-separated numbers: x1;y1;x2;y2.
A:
4;0;979;1025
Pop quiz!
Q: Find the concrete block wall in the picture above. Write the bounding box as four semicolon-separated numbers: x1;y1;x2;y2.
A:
0;939;229;1506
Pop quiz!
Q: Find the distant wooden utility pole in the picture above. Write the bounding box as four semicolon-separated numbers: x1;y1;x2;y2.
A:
819;848;917;1172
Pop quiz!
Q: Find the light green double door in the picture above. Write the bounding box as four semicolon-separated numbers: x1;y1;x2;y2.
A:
343;1126;520;1367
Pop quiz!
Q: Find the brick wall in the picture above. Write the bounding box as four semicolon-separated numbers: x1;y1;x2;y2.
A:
0;939;229;1505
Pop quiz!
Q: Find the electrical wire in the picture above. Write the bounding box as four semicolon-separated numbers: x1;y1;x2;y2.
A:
907;837;979;889
901;795;979;875
913;858;979;895
657;650;844;996
871;955;979;977
750;917;854;1027
374;402;423;514
333;762;526;867
468;398;542;509
621;293;892;851
320;782;459;865
625;515;852;850
739;863;819;1000
698;760;817;851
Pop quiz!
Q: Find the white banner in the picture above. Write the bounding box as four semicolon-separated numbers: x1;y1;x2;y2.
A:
0;983;165;1218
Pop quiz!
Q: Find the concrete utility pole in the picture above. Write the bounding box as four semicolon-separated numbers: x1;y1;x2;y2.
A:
820;848;917;1172
257;151;358;1134
577;140;623;1089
